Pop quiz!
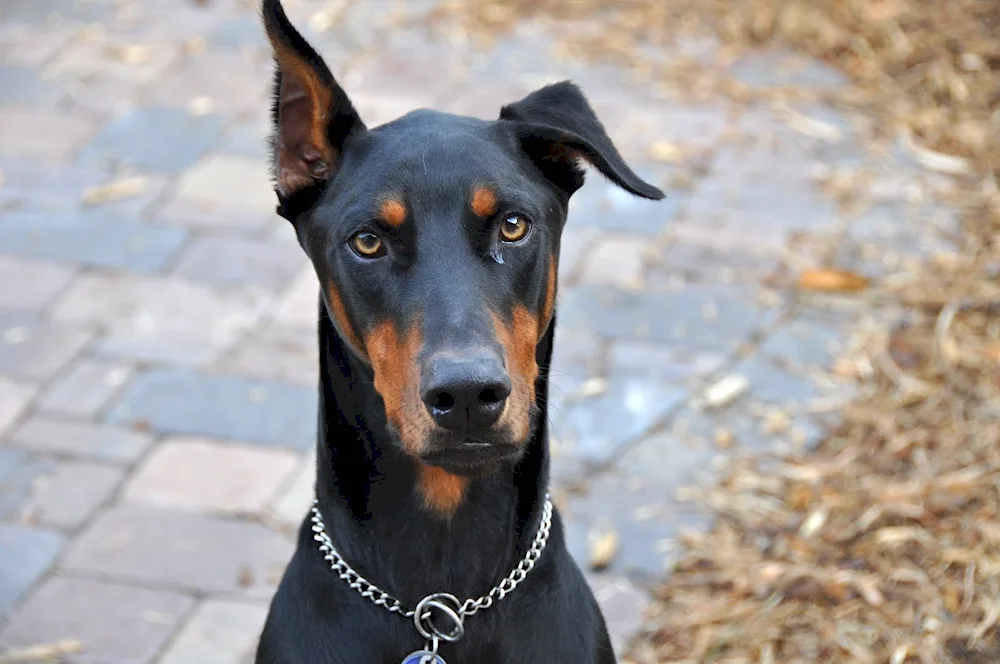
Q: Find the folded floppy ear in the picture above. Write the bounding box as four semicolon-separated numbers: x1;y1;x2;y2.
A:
500;81;664;200
262;0;365;216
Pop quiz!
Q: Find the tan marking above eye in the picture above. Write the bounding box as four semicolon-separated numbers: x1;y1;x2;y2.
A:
350;231;385;258
470;186;498;218
499;215;530;243
379;198;407;227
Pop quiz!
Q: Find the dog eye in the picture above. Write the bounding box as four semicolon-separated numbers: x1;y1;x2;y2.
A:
499;215;531;243
349;231;385;258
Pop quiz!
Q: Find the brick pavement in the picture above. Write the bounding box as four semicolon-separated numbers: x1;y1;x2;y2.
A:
0;0;957;660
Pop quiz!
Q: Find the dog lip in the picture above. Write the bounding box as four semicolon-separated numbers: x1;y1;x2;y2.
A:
420;441;520;470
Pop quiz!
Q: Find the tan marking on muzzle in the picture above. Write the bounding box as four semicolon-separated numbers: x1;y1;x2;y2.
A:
366;320;430;455
491;306;540;443
326;282;367;361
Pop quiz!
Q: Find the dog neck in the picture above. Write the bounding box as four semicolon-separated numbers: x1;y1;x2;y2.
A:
310;297;553;606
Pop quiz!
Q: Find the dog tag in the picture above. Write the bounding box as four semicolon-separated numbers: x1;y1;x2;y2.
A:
401;651;445;664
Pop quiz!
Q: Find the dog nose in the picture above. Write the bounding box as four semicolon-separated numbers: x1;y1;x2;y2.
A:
421;353;511;432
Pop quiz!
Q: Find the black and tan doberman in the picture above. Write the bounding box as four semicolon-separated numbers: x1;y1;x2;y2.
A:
255;1;664;661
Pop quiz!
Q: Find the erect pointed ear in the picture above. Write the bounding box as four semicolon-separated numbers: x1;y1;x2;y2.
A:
262;0;365;217
499;81;664;201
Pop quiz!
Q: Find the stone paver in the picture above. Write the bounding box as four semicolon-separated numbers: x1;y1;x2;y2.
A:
124;438;298;515
0;0;950;656
62;505;293;594
8;417;154;463
0;212;189;273
159;599;268;664
0;524;66;614
36;357;133;418
18;460;123;530
0;109;97;161
171;234;306;291
51;274;270;365
0;317;92;382
0;256;76;311
79;106;226;174
0;377;37;437
0;576;193;663
109;370;317;450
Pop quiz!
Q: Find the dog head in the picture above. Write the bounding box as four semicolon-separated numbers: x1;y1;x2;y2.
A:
262;0;663;483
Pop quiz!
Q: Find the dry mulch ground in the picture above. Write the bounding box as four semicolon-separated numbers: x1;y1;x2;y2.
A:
423;1;1000;661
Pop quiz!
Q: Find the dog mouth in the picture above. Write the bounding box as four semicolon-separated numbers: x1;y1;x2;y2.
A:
420;439;523;475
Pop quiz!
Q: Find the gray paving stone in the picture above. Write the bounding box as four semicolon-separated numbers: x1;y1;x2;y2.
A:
0;576;193;662
646;236;781;285
0;108;97;162
0;0;112;25
159;599;267;664
758;318;847;372
0;211;189;273
0;449;56;520
171;234;306;290
51;273;270;365
215;324;317;386
618;431;719;488
729;355;821;409
0;22;73;67
0;377;37;437
0;66;63;106
566;169;680;236
0;524;65;615
0;317;92;381
547;327;604;421
19;460;123;530
685;147;838;241
208;16;269;50
143;52;269;117
560;471;710;583
558;284;778;352
556;376;686;468
0;256;76;311
657;402;823;458
607;340;726;383
79;106;226;174
217;115;270;161
729;49;849;90
62;505;294;594
153;153;278;231
8;417;153;463
37;357;133;418
585;573;650;658
108;370;317;450
0;157;169;220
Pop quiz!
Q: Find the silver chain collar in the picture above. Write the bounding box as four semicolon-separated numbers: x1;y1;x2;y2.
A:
309;494;553;639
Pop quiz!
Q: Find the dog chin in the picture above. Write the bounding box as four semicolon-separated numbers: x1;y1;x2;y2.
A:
419;431;529;477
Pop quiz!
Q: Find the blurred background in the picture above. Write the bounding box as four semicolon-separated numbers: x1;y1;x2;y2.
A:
0;0;997;661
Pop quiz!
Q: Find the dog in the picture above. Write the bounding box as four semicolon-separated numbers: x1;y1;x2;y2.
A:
254;1;664;661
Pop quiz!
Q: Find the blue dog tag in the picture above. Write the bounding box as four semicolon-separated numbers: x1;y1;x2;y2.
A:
401;651;445;664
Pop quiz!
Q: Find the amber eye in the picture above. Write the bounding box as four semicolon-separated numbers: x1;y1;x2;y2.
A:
499;215;531;243
349;231;385;258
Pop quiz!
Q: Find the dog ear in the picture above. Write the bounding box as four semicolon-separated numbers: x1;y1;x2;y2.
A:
500;81;663;200
262;0;365;215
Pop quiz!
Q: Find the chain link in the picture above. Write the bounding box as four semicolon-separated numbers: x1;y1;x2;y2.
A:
310;494;553;621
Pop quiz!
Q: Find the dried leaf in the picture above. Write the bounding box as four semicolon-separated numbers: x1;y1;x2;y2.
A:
797;268;871;292
81;176;147;206
0;640;83;663
700;374;749;409
589;531;619;570
898;128;972;175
